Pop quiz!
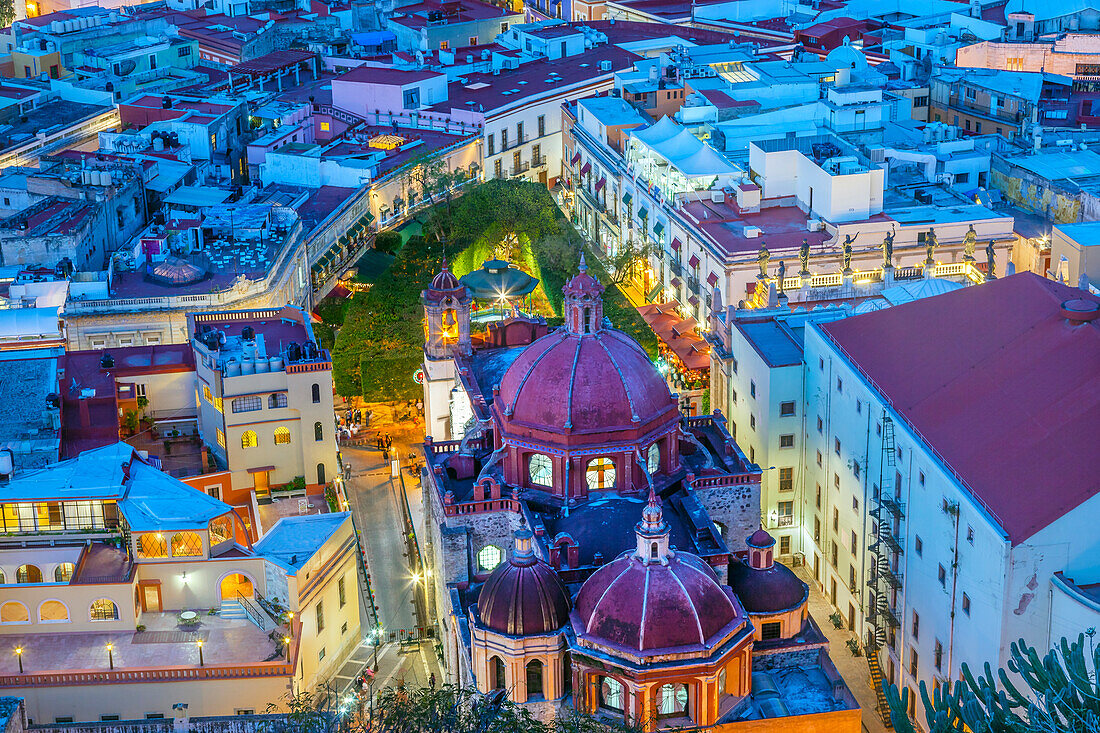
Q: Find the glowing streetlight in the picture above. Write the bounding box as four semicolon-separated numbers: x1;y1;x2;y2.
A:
14;647;23;674
106;642;115;670
196;639;204;667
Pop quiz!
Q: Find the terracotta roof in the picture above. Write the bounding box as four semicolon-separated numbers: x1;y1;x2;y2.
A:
820;273;1100;544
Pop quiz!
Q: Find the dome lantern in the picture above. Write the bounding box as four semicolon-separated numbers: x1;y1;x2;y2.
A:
562;253;605;336
635;488;671;565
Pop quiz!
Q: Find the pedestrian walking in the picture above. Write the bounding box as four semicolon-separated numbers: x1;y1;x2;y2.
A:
429;672;436;689
383;449;389;461
385;434;393;449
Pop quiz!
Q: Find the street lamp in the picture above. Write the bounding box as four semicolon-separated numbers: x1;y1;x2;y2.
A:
14;647;23;673
196;639;204;667
106;642;114;670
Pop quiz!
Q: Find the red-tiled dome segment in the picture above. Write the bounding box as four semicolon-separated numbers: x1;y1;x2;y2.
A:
424;260;467;303
727;557;809;615
476;530;572;636
747;529;775;548
574;551;740;651
497;328;676;432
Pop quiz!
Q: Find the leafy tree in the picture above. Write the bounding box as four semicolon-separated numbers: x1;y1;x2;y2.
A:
372;684;647;733
0;0;14;31
374;230;403;255
884;634;1100;733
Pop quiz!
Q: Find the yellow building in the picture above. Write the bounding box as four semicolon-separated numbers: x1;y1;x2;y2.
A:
0;443;360;724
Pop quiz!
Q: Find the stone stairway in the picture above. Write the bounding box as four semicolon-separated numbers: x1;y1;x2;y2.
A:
219;600;248;620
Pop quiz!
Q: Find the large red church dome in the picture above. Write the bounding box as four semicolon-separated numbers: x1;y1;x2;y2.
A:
571;492;744;653
495;255;677;436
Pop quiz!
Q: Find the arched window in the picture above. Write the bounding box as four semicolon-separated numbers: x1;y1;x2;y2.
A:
718;667;727;695
647;442;660;474
0;601;28;624
274;427;292;445
138;533;168;558
526;660;544;699
657;683;688;718
54;563;75;582
650;542;659;560
0;569;5;584
16;564;41;584
528;453;552;487
268;392;288;409
599;677;624;712
311;383;321;404
90;598;119;621
209;515;233;545
314;421;324;442
317;463;326;485
585;457;616;491
39;600;69;622
241;430;258;448
490;656;506;690
477;545;503;572
172;531;203;557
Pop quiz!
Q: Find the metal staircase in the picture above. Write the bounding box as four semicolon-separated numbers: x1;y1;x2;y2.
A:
866;416;900;728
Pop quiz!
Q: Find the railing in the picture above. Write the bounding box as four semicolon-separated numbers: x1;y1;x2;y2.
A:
443;498;521;516
0;659;293;688
669;260;683;277
687;275;700;294
238;592;268;631
510;162;530;176
531;154;547;168
777;515;794;527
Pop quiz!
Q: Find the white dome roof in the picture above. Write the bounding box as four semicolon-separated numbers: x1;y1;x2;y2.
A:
827;43;868;71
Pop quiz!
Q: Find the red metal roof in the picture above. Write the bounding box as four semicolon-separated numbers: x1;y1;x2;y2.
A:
820;274;1100;545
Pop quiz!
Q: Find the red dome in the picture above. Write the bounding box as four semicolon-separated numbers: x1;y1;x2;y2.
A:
727;558;808;615
573;551;741;652
424;260;467;303
476;531;571;636
496;327;676;433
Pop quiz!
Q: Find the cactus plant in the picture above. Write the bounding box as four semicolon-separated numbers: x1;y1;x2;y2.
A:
883;633;1100;733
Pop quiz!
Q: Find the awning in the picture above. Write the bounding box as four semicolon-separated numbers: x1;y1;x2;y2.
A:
580;162;591;176
339;235;349;246
671;278;682;289
638;207;649;220
671;238;682;251
363;212;376;224
622;191;632;204
647;283;663;301
595;177;606;192
570;152;581;165
707;272;718;286
688;254;700;268
688;295;700;306
653;222;665;236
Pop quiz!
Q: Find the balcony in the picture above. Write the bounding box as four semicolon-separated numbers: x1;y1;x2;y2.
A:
531;154;547;168
509;162;530;177
777;514;794;527
687;275;700;294
881;496;906;519
669;260;683;277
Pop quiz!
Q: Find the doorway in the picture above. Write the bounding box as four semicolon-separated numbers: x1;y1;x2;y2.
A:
220;573;254;600
253;470;270;500
142;583;162;612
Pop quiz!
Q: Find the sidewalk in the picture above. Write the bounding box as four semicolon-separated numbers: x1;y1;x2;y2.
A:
796;567;890;733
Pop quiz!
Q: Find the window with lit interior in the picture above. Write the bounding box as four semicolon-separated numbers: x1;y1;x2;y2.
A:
171;531;203;557
585;457;616;490
274;427;291;445
138;533;168;558
647;442;660;474
54;563;75;582
528;453;552;487
658;684;688;718
241;430;258;448
599;677;624;712
477;545;503;573
90;599;119;621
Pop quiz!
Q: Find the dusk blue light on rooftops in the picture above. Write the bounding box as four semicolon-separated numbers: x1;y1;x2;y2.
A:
253;513;351;572
1;442;134;501
118;460;234;532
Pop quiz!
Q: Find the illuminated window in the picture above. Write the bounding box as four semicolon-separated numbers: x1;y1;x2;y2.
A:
138;533;168;558
217;429;226;448
315;421;324;442
599;677;624;712
241;430;258;448
657;684;688;718
585;457;615;490
320;121;330;131
202;385;214;403
209;515;233;545
477;545;503;572
171;531;203;557
90;599;119;621
16;564;41;583
39;600;69;622
528;453;552;486
0;601;29;623
274;427;291;445
54;563;75;582
647;443;660;474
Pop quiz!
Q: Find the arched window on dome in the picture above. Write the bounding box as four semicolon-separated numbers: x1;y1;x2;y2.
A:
489;655;506;690
586;457;616;491
525;660;544;700
647;442;660;474
599;677;624;713
528;453;552;487
657;683;689;719
477;545;503;573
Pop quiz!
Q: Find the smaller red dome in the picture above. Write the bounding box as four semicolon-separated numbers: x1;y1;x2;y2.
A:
424;260;467;302
727;558;808;616
476;530;571;636
747;529;775;549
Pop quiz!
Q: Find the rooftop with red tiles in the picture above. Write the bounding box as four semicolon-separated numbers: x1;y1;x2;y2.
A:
819;273;1100;545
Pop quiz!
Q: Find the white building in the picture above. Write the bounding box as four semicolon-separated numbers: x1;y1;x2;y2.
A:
797;272;1099;728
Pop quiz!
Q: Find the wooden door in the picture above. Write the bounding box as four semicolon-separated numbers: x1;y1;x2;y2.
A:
254;470;270;499
142;584;161;612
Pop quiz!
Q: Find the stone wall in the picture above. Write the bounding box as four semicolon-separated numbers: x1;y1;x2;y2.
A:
694;482;760;558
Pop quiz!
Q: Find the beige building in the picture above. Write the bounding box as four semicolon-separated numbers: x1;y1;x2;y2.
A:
191;305;339;499
0;443;360;723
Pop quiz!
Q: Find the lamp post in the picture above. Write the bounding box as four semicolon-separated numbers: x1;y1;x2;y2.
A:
106;642;114;670
196;639;204;667
14;647;23;673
